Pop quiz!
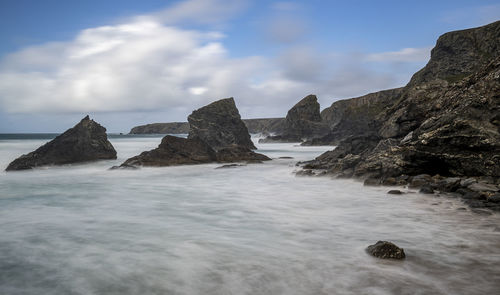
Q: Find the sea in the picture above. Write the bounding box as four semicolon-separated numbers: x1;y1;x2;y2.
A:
0;134;499;295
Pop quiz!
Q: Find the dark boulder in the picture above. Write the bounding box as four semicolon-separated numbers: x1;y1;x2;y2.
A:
419;186;435;194
6;116;116;171
188;97;256;150
120;135;217;167
366;241;406;259
387;190;403;195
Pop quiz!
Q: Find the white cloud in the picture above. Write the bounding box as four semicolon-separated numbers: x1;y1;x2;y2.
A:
0;0;430;122
365;47;431;63
150;0;248;25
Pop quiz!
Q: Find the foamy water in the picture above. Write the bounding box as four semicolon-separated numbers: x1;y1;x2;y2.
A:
1;135;499;294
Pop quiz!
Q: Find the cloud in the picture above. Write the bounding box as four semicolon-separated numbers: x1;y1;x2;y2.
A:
150;0;248;25
0;0;430;122
365;47;431;63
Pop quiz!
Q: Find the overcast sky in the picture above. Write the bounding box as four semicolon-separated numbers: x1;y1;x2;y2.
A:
0;0;499;133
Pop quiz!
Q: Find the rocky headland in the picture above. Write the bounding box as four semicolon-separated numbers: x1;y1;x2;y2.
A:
6;116;117;171
299;20;500;210
129;118;285;135
117;98;270;168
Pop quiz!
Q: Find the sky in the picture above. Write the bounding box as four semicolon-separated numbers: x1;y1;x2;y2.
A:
0;0;499;133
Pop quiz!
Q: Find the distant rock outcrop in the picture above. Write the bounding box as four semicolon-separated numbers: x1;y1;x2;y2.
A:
301;21;500;188
119;98;270;168
260;94;329;142
188;97;256;150
243;118;285;134
128;118;285;135
129;122;189;134
6;116;117;171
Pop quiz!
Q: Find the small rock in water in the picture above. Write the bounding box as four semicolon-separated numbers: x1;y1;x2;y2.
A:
419;186;434;194
215;164;245;169
366;241;406;259
296;169;314;176
278;156;294;159
109;164;139;170
387;190;403;195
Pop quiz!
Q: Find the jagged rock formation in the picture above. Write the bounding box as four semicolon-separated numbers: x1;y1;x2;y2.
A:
304;88;404;145
6;116;117;171
260;95;329;142
130;122;190;134
129;118;285;135
302;21;500;206
120;135;217;167
188;97;256;150
119;98;270;168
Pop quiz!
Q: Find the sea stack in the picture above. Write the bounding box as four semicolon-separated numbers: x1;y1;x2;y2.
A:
6;116;117;171
188;97;256;150
118;98;270;168
260;94;329;142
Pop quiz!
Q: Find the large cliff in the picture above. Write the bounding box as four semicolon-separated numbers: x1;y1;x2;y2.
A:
304;20;500;181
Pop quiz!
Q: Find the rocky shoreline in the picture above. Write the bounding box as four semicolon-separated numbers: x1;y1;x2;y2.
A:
290;21;500;213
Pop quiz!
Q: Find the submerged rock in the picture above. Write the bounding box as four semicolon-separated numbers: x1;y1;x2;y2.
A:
387;190;403;195
188;97;256;150
215;163;246;169
366;241;406;259
6;116;116;171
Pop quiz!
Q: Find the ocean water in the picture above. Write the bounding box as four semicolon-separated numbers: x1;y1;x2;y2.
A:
0;134;499;295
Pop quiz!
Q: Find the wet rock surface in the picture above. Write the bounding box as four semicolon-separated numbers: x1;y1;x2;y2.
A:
6;116;116;171
120;98;270;168
297;21;500;211
366;241;406;260
121;136;217;167
188;97;256;150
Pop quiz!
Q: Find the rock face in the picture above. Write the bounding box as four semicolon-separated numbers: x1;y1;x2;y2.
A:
119;98;270;168
188;97;256;150
260;94;329;142
129;118;285;135
304;88;404;145
121;135;217;167
6;116;117;171
302;21;500;183
366;241;406;259
130;122;190;134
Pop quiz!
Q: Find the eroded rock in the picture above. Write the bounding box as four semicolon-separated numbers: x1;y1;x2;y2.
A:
6;116;116;171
